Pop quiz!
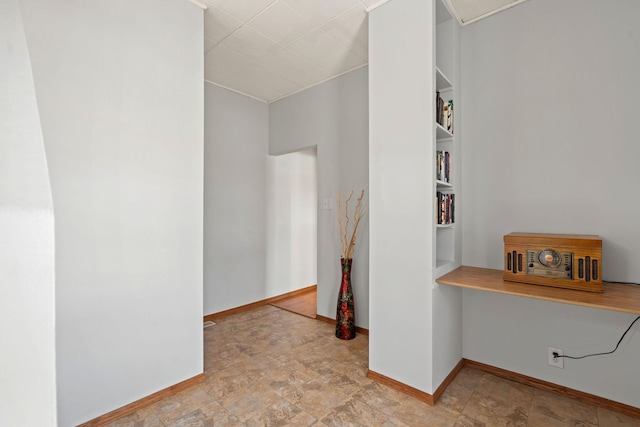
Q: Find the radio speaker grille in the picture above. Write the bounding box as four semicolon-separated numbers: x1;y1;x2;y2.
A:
507;251;524;274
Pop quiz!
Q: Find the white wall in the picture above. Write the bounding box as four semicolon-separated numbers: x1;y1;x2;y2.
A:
368;0;435;393
0;1;56;424
266;148;318;297
204;82;269;314
269;67;370;328
20;1;205;424
461;0;640;407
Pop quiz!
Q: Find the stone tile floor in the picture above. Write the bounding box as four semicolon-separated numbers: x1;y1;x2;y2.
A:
107;305;640;427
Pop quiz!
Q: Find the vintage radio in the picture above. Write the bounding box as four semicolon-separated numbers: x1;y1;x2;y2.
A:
503;233;603;292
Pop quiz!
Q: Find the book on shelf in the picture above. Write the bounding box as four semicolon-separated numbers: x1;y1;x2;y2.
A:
445;151;450;182
436;93;445;127
436;191;455;225
435;92;454;134
436;150;451;183
442;102;449;129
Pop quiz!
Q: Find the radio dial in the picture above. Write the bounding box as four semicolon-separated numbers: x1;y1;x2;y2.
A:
538;249;561;268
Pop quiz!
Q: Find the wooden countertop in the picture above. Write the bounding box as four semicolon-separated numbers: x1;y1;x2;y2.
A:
436;266;640;315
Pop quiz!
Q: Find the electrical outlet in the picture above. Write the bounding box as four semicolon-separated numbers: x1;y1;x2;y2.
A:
548;347;564;368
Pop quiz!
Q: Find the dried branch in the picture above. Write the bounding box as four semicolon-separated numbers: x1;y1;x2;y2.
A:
337;190;345;256
343;191;353;258
345;190;365;259
337;189;366;260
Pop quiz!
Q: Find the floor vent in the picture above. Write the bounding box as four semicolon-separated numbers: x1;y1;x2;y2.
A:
203;321;216;328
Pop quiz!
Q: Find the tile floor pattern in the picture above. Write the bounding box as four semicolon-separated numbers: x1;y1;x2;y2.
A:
107;306;640;427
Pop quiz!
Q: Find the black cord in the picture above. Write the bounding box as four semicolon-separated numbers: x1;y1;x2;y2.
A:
555;315;640;360
603;280;640;286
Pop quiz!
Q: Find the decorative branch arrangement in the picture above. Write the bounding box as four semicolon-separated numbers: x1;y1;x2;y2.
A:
337;190;366;260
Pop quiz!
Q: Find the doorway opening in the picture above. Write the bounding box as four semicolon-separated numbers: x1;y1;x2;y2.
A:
265;146;318;318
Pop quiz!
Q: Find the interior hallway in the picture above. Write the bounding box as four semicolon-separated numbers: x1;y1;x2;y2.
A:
104;305;639;426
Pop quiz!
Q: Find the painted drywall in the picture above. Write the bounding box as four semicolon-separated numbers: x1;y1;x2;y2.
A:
269;67;369;328
204;82;269;314
461;0;640;407
0;1;56;424
20;0;205;424
266;148;318;298
368;0;435;393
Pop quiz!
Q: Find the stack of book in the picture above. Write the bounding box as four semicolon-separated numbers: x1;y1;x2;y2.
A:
435;91;454;133
436;192;455;225
436;150;450;182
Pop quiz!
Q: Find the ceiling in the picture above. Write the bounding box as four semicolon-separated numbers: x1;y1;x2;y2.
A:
446;0;527;25
198;0;527;103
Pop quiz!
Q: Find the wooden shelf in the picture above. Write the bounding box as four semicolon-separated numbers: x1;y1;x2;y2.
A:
436;266;640;315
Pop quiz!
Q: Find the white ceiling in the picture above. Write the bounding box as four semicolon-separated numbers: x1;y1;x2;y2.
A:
201;0;372;103
199;0;527;103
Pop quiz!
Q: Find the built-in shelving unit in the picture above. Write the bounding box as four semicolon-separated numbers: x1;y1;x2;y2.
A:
368;0;464;400
434;0;460;279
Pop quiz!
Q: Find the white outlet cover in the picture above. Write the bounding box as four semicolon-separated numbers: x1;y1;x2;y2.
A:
548;347;564;368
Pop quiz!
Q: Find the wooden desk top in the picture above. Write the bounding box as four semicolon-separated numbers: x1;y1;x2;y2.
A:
436;266;640;315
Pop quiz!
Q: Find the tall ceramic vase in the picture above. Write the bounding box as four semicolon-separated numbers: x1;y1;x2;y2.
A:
336;258;356;340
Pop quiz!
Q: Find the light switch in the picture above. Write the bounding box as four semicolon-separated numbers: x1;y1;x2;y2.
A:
321;198;333;210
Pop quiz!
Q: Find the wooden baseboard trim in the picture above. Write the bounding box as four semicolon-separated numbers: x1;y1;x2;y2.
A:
78;373;205;427
204;285;317;322
366;359;463;406
368;359;640;419
271;284;317;302
433;359;465;403
315;314;333;325
367;370;434;405
316;314;369;336
463;359;640;420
